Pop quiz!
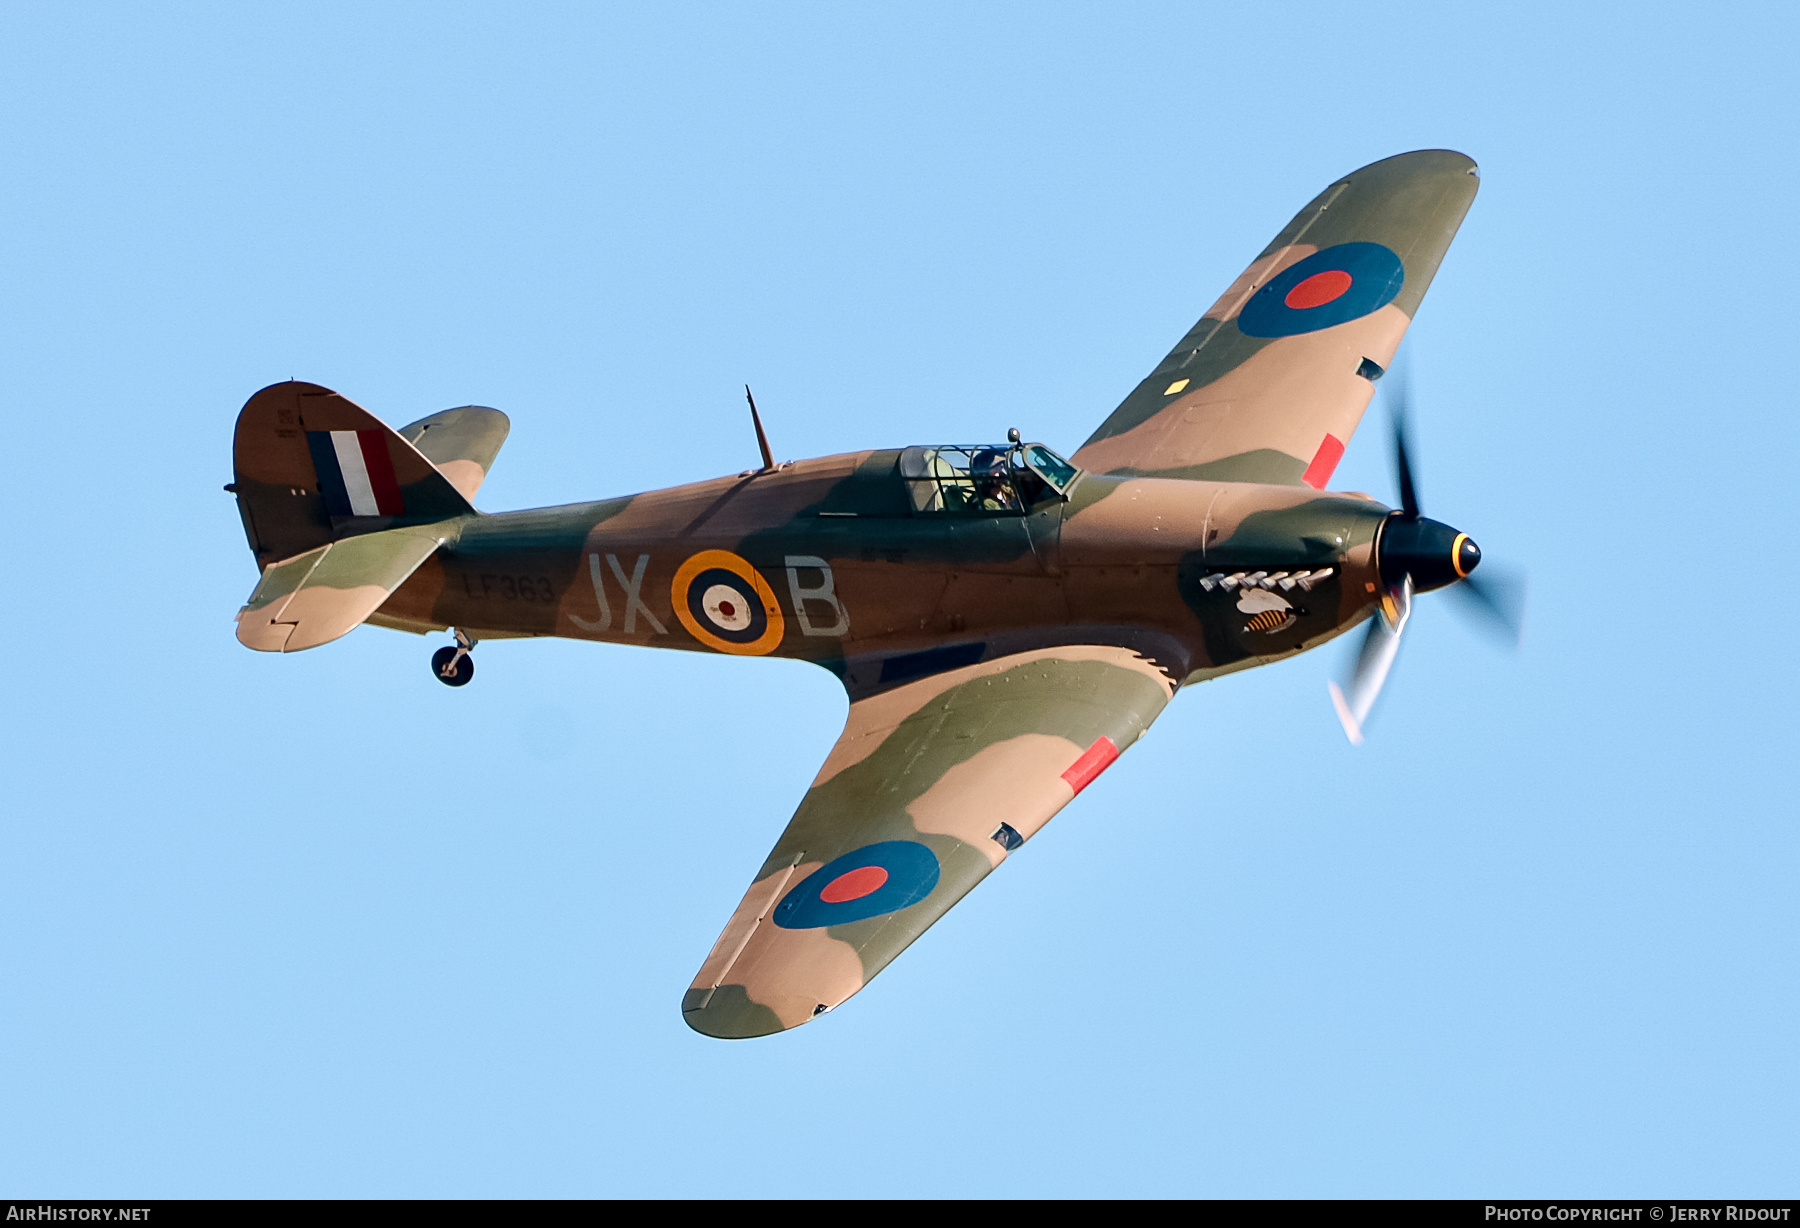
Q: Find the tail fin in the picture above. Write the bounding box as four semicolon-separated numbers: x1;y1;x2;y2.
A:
231;381;476;568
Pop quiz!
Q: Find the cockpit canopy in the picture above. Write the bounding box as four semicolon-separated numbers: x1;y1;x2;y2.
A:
897;442;1079;515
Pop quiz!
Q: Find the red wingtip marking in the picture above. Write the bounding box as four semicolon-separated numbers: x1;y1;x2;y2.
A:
819;865;888;904
1301;433;1345;490
1284;269;1353;310
1061;736;1120;796
358;430;406;516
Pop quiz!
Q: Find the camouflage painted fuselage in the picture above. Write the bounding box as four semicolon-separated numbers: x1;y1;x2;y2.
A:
368;454;1391;694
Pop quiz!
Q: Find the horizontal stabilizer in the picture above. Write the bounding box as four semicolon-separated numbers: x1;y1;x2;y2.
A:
397;406;510;502
236;524;451;653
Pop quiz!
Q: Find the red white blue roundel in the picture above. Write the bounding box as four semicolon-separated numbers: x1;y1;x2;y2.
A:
772;841;942;929
670;549;785;655
1236;242;1405;338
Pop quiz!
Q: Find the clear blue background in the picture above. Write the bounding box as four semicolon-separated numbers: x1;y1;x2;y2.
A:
3;1;1794;1198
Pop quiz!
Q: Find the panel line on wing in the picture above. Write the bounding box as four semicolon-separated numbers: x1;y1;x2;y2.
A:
265;545;330;626
696;857;804;1007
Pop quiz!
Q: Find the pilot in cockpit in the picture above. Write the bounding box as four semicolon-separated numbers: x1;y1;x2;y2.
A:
971;448;1018;512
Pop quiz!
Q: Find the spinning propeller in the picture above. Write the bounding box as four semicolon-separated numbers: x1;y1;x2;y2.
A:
1328;369;1525;744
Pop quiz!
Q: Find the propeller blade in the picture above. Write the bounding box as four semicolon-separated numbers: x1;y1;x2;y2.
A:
1327;576;1412;745
1390;367;1420;520
1449;565;1528;647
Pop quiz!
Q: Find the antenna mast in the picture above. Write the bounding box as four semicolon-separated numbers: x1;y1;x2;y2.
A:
745;385;776;473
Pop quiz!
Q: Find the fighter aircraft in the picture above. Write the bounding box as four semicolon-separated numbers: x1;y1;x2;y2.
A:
227;149;1518;1038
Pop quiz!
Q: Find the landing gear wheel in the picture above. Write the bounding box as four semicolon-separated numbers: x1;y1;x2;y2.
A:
431;645;474;687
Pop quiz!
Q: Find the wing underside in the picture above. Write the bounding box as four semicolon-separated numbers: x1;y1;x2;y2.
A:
683;645;1176;1038
1071;149;1479;486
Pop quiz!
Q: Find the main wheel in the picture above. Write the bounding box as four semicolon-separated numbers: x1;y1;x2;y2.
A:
431;646;474;687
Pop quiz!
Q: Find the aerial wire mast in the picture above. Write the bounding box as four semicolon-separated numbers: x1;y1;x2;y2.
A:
746;385;776;474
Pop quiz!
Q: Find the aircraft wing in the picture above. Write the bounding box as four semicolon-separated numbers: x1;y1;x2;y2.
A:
682;646;1175;1038
1071;149;1478;487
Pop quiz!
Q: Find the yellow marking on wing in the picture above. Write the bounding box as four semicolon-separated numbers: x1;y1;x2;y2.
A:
1162;379;1190;396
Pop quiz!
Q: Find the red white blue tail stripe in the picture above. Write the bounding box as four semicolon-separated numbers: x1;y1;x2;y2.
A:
306;430;405;517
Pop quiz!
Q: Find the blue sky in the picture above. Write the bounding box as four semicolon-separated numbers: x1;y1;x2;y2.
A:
3;1;1795;1197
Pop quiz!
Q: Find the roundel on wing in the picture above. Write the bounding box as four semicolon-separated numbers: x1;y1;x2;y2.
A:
1236;242;1406;338
671;550;785;655
772;841;942;930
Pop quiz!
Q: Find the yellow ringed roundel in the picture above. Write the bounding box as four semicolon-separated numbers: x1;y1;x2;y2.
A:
672;550;785;655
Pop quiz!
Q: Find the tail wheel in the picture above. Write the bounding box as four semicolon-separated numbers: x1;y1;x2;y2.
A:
431;645;474;687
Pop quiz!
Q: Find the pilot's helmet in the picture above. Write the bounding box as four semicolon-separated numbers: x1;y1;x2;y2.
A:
971;448;1007;476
